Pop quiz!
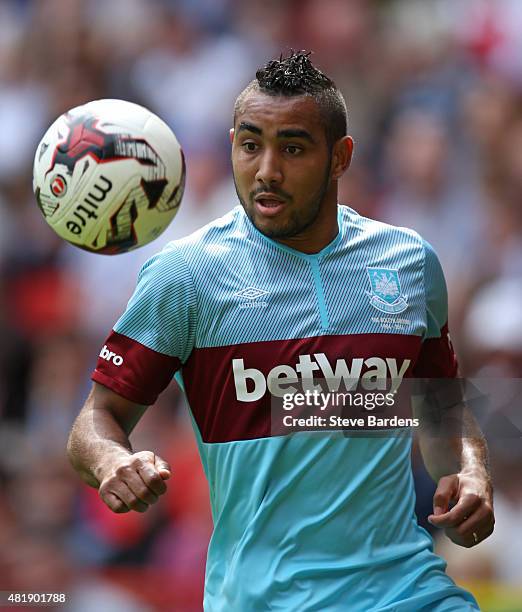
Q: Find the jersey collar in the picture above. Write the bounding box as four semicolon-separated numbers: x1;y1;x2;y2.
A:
242;205;344;261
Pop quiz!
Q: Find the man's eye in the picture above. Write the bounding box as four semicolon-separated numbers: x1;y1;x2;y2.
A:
285;145;302;155
242;142;258;152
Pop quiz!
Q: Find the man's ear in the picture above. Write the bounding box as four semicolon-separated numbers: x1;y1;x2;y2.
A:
331;136;354;180
229;128;235;144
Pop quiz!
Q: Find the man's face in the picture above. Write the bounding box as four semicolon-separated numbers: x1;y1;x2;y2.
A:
231;92;333;240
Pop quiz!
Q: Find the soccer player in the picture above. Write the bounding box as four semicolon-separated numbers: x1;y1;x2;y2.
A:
67;52;494;611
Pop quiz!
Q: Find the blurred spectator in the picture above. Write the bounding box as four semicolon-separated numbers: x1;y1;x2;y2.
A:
2;530;153;611
378;108;488;326
130;5;253;153
463;278;522;376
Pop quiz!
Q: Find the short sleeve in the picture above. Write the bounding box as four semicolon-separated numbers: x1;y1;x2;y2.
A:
91;244;197;404
413;239;458;378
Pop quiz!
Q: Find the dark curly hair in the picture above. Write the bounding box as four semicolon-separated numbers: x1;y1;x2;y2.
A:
234;51;348;148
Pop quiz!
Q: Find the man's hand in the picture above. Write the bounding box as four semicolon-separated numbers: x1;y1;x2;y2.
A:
97;450;171;513
428;472;494;547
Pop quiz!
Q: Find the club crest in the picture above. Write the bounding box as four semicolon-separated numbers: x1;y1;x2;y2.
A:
366;267;408;314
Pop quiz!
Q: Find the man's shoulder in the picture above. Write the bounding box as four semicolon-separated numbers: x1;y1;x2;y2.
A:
340;206;429;261
339;204;424;248
137;207;248;286
168;205;245;256
143;206;244;270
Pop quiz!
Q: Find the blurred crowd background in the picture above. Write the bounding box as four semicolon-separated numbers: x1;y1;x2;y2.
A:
0;0;521;610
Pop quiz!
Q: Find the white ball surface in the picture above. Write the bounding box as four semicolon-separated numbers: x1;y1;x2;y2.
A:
33;99;185;254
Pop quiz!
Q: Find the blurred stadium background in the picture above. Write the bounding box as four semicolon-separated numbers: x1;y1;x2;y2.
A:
0;0;521;610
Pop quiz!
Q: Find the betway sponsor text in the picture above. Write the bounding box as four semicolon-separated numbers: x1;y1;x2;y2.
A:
233;353;410;402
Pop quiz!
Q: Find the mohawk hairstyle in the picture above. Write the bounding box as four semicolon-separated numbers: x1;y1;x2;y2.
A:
256;50;334;94
234;50;348;148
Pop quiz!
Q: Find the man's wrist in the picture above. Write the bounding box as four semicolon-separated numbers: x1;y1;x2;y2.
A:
458;467;493;499
459;466;489;479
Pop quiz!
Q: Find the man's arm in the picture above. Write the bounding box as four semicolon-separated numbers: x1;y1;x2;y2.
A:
412;239;494;547
414;394;494;547
67;381;171;513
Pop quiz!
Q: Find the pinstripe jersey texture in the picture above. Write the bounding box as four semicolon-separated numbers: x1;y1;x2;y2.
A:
106;205;477;611
116;205;439;351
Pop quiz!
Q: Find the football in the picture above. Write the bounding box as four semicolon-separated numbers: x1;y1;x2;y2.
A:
32;99;185;254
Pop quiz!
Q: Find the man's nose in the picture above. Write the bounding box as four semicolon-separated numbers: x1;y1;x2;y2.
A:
255;150;283;186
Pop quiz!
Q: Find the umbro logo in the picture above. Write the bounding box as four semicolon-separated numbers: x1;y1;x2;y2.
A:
234;287;269;300
234;287;269;309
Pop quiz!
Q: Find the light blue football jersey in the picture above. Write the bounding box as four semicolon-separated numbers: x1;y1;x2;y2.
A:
93;205;478;611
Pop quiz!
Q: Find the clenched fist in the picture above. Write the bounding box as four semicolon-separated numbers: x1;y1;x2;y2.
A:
97;450;171;513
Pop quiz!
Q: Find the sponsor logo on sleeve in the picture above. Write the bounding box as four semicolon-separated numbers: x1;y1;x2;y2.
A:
99;344;124;366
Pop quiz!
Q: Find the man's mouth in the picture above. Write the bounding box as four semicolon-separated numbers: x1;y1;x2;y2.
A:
254;193;286;216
